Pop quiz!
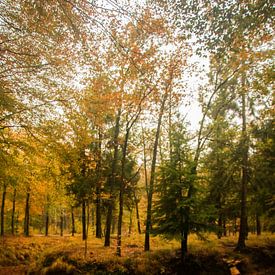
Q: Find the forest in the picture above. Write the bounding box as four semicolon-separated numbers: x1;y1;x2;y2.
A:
0;0;274;274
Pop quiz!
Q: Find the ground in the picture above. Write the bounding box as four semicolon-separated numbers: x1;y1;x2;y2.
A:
0;233;274;274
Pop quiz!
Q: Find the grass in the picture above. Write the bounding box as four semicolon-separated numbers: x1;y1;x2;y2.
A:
0;232;274;274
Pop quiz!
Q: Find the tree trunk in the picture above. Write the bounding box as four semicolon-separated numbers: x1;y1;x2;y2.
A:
128;208;133;236
1;184;7;236
45;195;50;236
91;206;95;229
223;219;227;237
11;188;16;235
95;188;102;238
105;109;121;247
181;227;188;259
145;92;168;251
24;191;30;236
236;88;248;251
142;128;149;199
45;211;49;236
82;200;87;240
116;127;130;256
256;213;261;236
95;186;102;236
134;192;141;234
71;207;75;236
233;216;237;236
96;129;102;238
85;200;90;258
218;214;222;239
60;211;64;237
111;209;116;234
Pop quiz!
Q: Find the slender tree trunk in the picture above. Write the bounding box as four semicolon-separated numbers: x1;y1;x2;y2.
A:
218;214;222;239
82;200;87;240
217;196;222;239
24;191;30;236
256;213;261;236
236;88;248;251
134;192;141;234
45;211;49;236
1;184;7;236
142;128;149;199
128;208;133;236
71;207;75;236
45;195;50;236
96;189;102;238
223;219;227;237
91;206;95;230
233;216;237;236
180;228;188;258
145;92;168;251
116;127;130;256
85;200;90;258
111;208;116;234
105;109;121;247
60;211;64;237
96;129;102;238
11;188;16;235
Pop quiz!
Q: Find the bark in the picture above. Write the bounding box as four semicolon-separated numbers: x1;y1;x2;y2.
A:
11;188;16;235
82;200;87;240
145;92;169;251
236;88;248;251
128;208;133;236
85;200;90;258
142;128;149;199
45;211;49;236
45;195;50;236
60;212;64;237
223;219;227;237
218;214;222;239
96;129;102;238
233;216;237;236
116;92;142;255
1;184;7;236
111;209;116;234
105;109;121;247
134;192;141;234
91;206;95;229
24;191;30;236
71;207;75;236
116;127;130;256
95;188;102;238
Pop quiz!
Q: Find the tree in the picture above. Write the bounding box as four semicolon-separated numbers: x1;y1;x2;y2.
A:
153;118;194;258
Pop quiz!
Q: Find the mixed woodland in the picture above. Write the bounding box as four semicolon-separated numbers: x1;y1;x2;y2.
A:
0;0;274;274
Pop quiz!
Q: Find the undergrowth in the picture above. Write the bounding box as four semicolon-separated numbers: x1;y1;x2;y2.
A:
0;233;274;274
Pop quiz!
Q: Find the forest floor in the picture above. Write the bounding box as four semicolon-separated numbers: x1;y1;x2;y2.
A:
0;233;274;274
